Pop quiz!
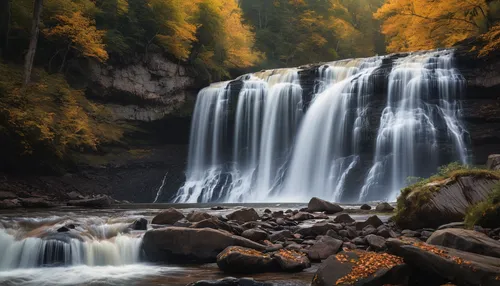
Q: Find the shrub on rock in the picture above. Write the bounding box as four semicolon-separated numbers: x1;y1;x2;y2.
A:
465;183;500;228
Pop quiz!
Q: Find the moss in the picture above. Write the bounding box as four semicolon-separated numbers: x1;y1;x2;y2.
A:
393;162;500;228
465;183;500;228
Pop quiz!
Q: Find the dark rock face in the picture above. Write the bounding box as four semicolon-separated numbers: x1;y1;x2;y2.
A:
487;154;500;170
131;218;148;230
226;208;260;223
152;208;185;225
217;246;278;274
142;227;266;263
311;251;407;286
427;229;500;258
387;238;500;286
307;197;343;214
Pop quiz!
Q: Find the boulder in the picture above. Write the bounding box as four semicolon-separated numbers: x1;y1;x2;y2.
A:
290;212;315;221
306;236;343;261
131;218;148;230
427;228;500;258
187;211;213;222
142;227;266;263
395;175;500;229
270;230;293;242
152;208;185;225
68;196;111;208
355;215;383;230
273;249;311;272
217;246;278;274
438;222;466;230
365;234;386;250
486;154;500;170
226;208;260;223
375;202;395;212
307;197;343;214
334;214;355;224
242;229;269;242
360;204;372;210
311;250;407;286
387;238;500;286
21;198;54;208
191;217;234;233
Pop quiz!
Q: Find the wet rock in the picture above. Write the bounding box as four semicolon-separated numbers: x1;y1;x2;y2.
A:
264;209;272;213
0;191;16;200
365;234;386;250
272;211;286;219
353;237;366;245
142;227;266;263
173;218;192;227
362;225;377;236
313;213;329;220
227;208;260;223
242;229;269;242
270;230;293;242
311;250;407;286
152;208;185;225
187;211;213;222
67;195;111;208
217;246;278;274
326;229;343;240
360;204;372;210
291;212;315;221
273;249;311;272
375;202;395;212
21;198;54;208
131;218;148;230
438;222;466;230
307;197;343;214
421;230;434;239
387;238;500;286
57;226;70;232
334;214;355;224
402;229;420;237
427;228;500;258
377;226;397;238
191;217;234;233
211;206;225;210
306;236;343;261
355;215;383;230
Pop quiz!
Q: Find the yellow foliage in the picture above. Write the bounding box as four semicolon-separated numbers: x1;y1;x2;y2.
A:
44;11;108;62
479;24;500;56
375;0;489;52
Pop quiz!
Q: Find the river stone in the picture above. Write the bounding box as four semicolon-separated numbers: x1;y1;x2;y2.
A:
291;212;315;221
395;175;500;229
217;246;278;274
273;249;311;272
187;211;213;222
307;197;344;214
375;202;395;212
355;215;383;230
365;234;386;250
487;154;500;170
270;230;293;242
427;228;500;258
131;218;148;230
387;238;500;286
334;213;355;224
191;217;234;233
242;229;269;242
67;195;111;208
311;250;407;286
306;236;343;261
142;227;266;263
152;208;185;225
360;204;372;210
226;208;260;223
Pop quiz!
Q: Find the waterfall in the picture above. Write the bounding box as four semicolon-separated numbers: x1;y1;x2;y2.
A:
176;50;470;203
359;51;469;202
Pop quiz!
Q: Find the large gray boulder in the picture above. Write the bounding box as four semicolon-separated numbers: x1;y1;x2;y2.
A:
226;208;260;223
217;246;278;274
306;236;343;261
152;208;185;225
427;228;500;258
387;238;500;286
308;197;343;214
395;175;500;229
142;227;266;263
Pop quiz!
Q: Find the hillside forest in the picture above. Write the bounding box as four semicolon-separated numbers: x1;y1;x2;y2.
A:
0;0;500;174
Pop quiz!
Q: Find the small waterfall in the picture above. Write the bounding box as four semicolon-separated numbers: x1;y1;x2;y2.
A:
0;223;142;270
360;50;469;201
153;171;169;203
177;50;470;203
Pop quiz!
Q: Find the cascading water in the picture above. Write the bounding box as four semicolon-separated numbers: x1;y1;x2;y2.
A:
360;51;469;202
176;50;470;203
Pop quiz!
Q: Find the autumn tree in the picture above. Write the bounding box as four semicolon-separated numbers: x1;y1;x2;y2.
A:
375;0;491;52
24;0;43;86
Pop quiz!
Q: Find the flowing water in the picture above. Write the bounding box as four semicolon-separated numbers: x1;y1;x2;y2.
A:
176;50;470;203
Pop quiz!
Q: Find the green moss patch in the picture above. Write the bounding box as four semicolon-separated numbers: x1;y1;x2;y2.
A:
465;183;500;228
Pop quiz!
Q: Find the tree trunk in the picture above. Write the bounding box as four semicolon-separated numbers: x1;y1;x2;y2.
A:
0;0;11;58
23;0;43;86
